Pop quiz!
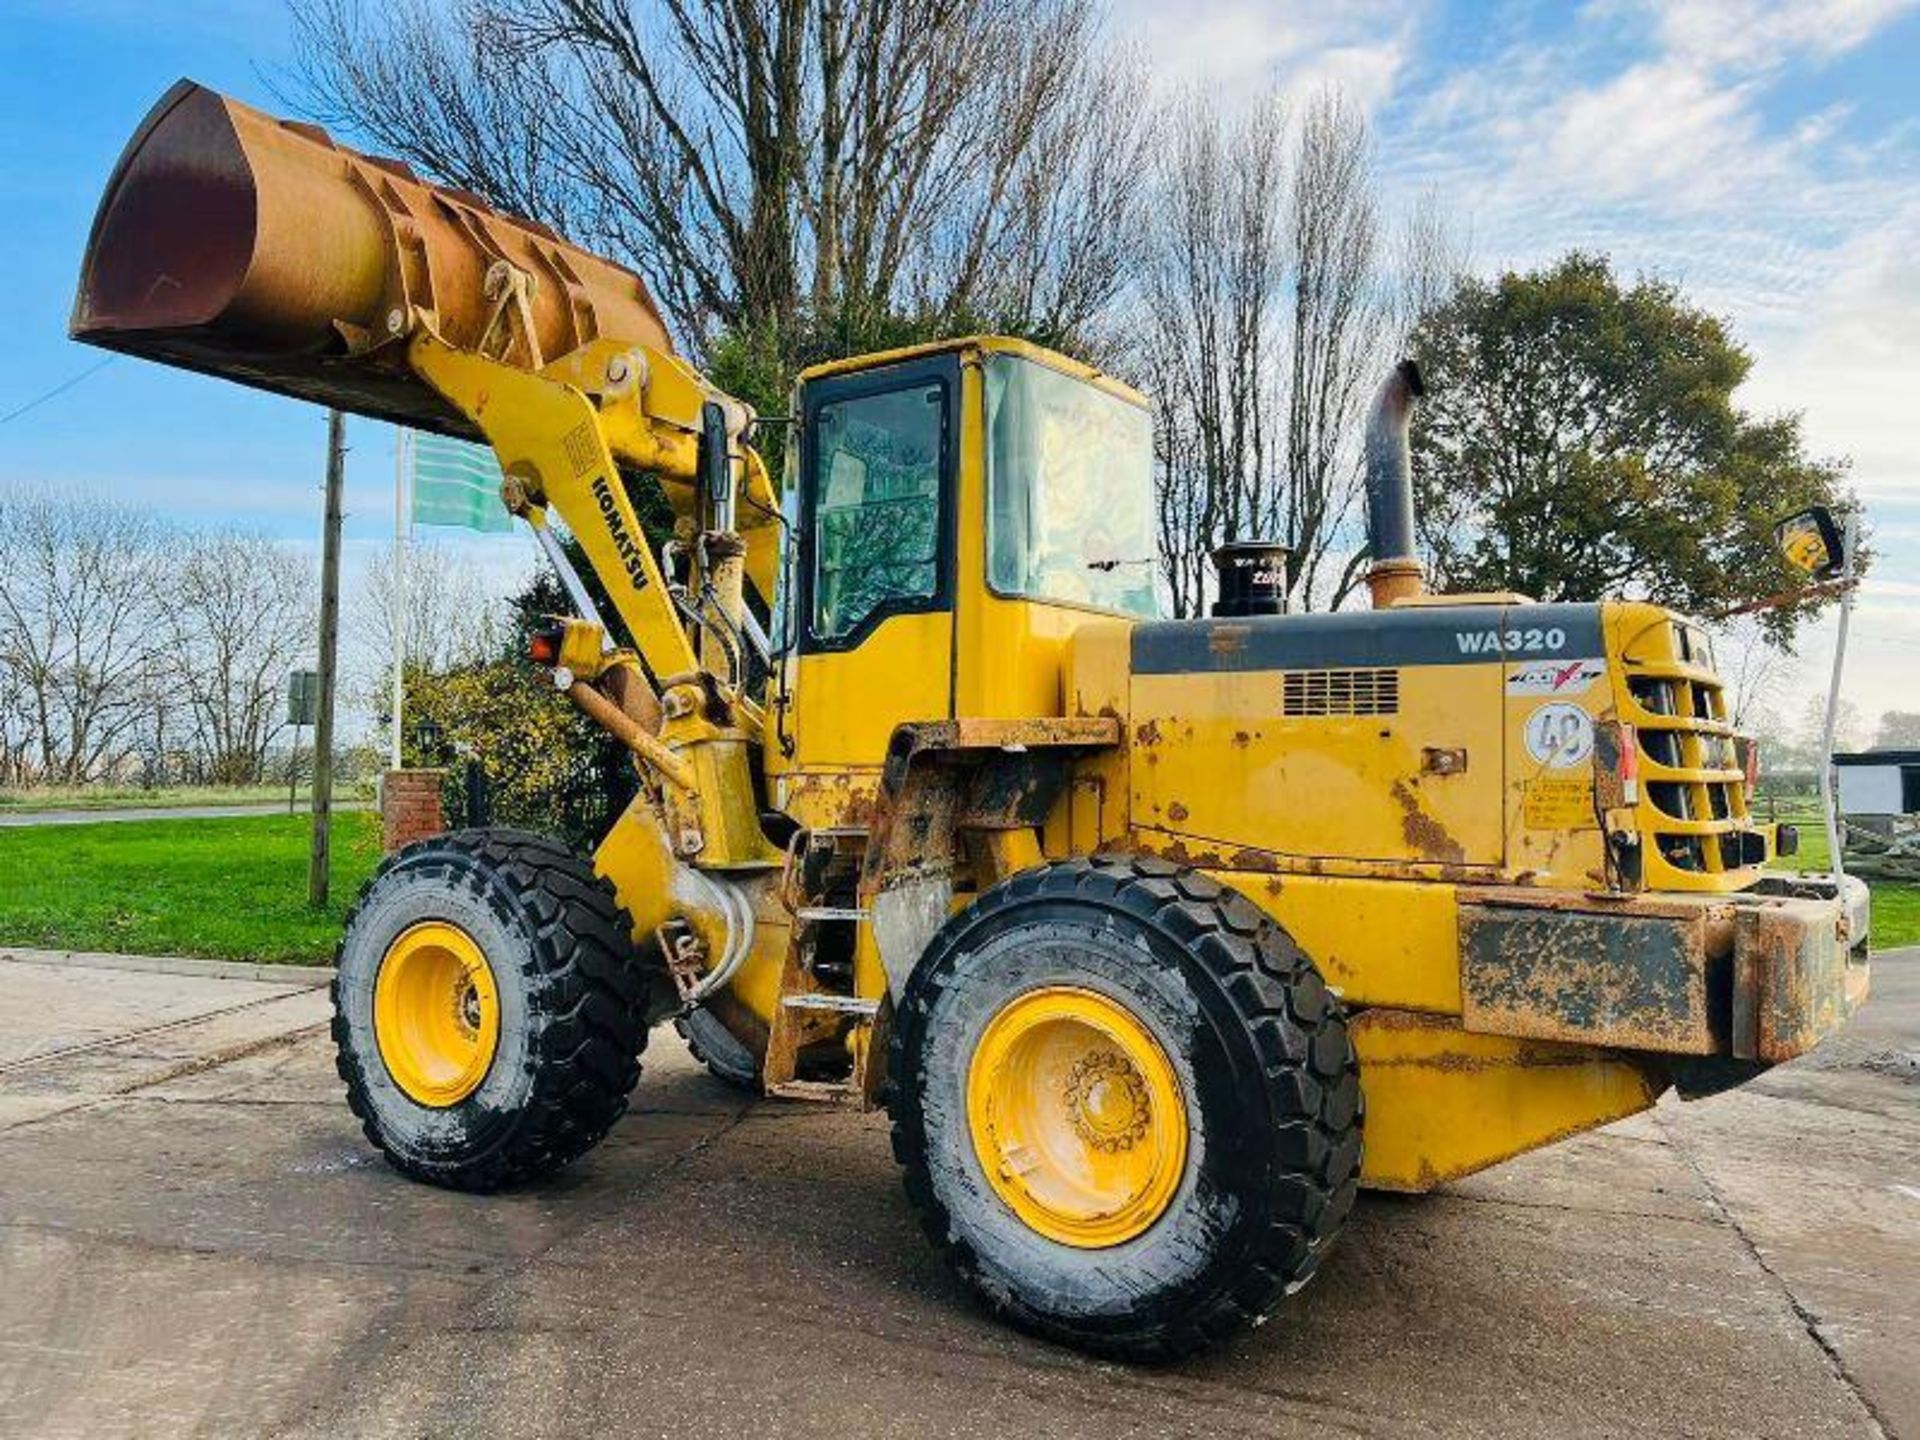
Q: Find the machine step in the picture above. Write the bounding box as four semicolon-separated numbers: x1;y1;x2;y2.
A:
767;1079;861;1104
780;993;880;1016
795;905;869;923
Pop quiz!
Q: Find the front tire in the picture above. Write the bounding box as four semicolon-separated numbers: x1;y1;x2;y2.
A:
332;828;654;1192
889;855;1362;1360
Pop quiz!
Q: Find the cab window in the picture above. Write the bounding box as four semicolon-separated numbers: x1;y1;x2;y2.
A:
985;354;1160;618
810;379;946;642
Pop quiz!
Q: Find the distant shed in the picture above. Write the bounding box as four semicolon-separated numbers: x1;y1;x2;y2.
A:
1833;750;1920;816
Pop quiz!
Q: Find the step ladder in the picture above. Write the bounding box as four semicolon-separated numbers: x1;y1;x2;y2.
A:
762;826;883;1104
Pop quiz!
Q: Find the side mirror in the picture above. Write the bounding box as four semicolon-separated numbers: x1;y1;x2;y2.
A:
697;400;734;529
1775;505;1846;580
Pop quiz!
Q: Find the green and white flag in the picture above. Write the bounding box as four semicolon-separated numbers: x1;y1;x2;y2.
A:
411;432;515;533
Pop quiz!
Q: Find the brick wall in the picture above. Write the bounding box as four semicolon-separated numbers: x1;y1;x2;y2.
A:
381;769;448;853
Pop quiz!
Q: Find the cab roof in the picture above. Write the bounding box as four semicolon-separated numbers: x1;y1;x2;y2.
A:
795;335;1147;410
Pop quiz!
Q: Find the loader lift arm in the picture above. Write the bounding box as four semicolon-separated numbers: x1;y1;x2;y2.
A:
406;318;787;873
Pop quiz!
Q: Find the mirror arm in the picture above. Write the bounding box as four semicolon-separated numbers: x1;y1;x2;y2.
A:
1709;575;1859;620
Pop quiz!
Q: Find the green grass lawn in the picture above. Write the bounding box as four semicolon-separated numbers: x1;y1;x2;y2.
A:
0;813;381;964
0;781;376;812
1767;809;1919;949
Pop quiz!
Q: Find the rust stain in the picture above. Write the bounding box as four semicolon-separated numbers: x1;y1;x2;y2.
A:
1208;624;1250;656
1134;717;1161;747
1736;897;1856;1063
1458;901;1712;1052
1390;780;1466;864
1132;827;1500;885
1357;1051;1598;1074
1167;800;1190;824
1232;729;1254;748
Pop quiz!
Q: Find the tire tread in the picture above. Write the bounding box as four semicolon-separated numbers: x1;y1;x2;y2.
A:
888;852;1363;1361
332;827;650;1192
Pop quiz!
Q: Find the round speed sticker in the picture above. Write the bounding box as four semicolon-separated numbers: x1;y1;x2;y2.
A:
1525;703;1594;768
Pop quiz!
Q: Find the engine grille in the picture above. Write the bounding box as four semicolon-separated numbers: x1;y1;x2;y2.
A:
1283;668;1400;717
1620;619;1754;882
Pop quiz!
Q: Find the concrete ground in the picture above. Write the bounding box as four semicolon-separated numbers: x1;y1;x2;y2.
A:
0;947;1913;1440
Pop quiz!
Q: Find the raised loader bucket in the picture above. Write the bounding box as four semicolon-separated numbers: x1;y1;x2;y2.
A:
71;80;673;436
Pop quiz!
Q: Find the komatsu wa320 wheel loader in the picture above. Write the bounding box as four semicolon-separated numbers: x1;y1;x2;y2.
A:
74;82;1870;1359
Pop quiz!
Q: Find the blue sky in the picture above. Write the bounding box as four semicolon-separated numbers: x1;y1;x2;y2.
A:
0;1;527;579
2;0;1917;733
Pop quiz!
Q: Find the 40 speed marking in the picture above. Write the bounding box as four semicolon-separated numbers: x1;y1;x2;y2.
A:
1524;702;1595;768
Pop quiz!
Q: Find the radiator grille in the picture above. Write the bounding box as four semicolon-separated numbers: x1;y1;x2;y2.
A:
1283;668;1400;717
1619;616;1755;882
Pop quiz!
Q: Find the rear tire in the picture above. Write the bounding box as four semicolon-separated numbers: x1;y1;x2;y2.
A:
674;1007;762;1090
332;828;655;1192
889;854;1362;1360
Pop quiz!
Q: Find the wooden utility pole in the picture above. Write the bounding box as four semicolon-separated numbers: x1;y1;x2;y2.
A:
309;410;346;908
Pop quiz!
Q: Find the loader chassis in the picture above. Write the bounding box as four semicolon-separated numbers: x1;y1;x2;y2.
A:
71;83;1869;1360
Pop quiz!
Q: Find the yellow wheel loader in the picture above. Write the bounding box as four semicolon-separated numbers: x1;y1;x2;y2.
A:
74;83;1871;1359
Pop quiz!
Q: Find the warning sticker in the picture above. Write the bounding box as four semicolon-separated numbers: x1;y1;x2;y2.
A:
1507;658;1606;697
1524;774;1597;829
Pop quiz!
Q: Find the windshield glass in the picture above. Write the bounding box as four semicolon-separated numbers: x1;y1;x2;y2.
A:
985;355;1160;618
810;381;945;641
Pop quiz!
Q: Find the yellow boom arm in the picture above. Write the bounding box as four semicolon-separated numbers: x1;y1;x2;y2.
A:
71;79;784;870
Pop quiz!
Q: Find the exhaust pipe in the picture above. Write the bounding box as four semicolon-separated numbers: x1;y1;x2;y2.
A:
1363;359;1426;609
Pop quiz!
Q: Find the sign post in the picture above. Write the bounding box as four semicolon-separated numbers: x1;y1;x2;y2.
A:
287;668;318;814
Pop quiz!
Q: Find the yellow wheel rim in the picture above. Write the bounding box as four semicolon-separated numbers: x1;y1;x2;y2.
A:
373;921;500;1107
966;986;1188;1249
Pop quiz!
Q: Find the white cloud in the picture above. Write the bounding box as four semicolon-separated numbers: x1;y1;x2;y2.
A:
1633;0;1920;70
1542;60;1765;203
1111;0;1419;115
1741;196;1920;517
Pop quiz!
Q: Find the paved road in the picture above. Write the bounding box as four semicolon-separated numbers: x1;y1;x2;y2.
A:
0;802;372;828
0;948;1914;1439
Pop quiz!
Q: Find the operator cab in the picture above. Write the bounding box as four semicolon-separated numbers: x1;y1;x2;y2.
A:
773;337;1160;770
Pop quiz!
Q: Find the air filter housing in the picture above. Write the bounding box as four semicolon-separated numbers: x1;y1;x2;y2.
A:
1211;541;1289;617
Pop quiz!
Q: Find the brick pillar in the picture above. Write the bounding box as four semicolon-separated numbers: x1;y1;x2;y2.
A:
381;768;448;853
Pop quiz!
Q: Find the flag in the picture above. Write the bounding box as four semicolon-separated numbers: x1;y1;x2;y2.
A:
411;432;516;533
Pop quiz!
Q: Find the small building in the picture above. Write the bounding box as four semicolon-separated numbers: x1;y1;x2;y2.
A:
1833;749;1920;816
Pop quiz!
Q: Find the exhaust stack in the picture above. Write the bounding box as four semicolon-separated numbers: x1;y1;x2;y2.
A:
1363;359;1426;608
71;81;673;438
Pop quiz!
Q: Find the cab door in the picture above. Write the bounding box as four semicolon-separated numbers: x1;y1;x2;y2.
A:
785;355;958;769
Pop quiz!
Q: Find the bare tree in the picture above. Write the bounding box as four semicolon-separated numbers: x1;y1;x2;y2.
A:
1391;187;1471;342
1136;90;1463;617
347;540;501;702
1711;615;1788;730
1799;691;1864;757
0;643;35;787
162;533;317;784
0;486;167;784
286;0;1149;358
1281;91;1385;608
1875;710;1920;748
1136;97;1288;618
